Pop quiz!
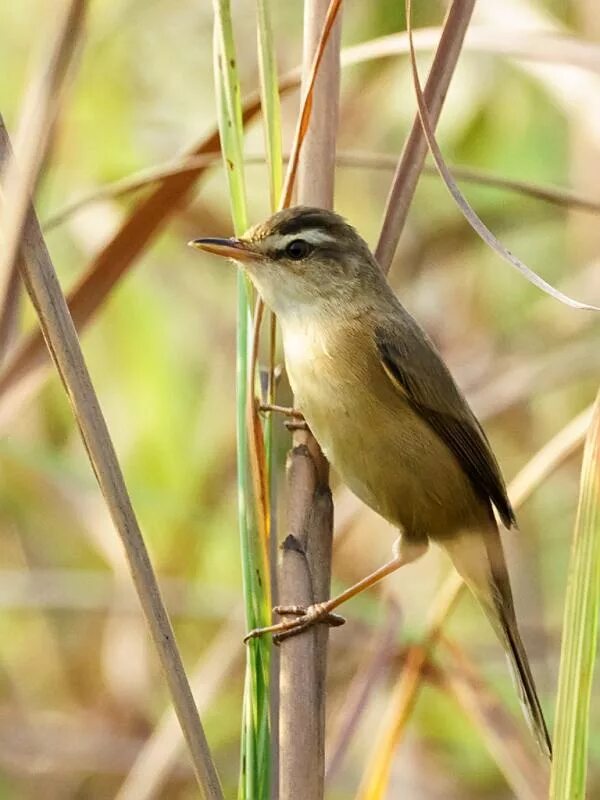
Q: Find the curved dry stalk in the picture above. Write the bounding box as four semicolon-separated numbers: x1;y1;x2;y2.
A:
0;125;223;800
405;0;599;311
356;403;593;800
418;163;600;214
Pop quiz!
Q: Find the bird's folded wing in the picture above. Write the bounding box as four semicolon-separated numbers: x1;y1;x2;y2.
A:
375;323;516;529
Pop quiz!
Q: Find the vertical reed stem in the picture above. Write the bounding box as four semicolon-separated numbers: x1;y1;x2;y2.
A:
278;3;341;799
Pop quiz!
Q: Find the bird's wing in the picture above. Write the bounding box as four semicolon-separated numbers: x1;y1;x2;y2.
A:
375;322;516;529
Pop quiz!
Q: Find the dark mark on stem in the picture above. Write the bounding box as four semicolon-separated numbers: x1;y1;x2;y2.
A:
281;534;305;554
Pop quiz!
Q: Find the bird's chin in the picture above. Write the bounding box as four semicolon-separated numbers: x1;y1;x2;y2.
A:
247;275;281;315
238;267;318;320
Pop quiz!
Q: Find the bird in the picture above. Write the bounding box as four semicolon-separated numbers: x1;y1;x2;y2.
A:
189;205;552;759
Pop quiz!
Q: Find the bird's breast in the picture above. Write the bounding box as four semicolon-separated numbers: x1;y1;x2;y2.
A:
281;315;483;540
282;317;406;513
282;318;356;423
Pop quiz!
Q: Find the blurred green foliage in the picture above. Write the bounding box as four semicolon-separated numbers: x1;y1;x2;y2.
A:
0;0;598;797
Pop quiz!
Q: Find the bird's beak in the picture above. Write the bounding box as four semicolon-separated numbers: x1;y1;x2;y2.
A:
188;236;261;263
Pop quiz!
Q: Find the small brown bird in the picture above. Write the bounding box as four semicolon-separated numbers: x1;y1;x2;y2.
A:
190;206;552;758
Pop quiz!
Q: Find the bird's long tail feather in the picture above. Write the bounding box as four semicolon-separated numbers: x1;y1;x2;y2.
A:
442;529;552;760
495;602;553;759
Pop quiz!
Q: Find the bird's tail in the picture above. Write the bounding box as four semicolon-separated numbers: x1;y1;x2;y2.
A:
442;528;553;760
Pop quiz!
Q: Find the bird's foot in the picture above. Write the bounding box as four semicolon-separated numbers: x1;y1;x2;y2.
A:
258;403;304;419
244;603;346;644
284;420;309;432
258;403;309;432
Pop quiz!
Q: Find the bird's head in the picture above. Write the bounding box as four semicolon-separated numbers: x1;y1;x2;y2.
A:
189;206;381;318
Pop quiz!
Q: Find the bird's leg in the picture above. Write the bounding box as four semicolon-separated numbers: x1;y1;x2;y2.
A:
244;537;428;644
258;403;309;431
259;403;304;419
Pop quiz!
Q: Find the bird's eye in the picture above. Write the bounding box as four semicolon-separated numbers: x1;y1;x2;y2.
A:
285;239;311;260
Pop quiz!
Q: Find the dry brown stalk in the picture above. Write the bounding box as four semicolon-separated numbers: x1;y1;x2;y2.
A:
0;139;25;365
279;0;343;209
0;0;86;361
0;255;21;367
340;25;600;73
375;0;476;273
277;3;341;799
0;122;223;800
44;150;600;233
0;80;298;423
278;445;332;800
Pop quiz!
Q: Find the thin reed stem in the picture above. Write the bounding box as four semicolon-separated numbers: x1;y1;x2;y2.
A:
0;117;223;800
277;3;341;799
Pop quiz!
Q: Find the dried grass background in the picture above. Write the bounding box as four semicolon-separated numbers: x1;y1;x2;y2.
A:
0;0;599;798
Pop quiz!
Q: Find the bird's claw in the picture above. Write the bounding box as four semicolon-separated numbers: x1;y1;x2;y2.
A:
258;403;304;419
243;602;346;645
257;403;309;432
284;420;309;432
258;403;308;431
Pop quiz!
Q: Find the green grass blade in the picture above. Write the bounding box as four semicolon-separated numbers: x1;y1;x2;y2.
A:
212;4;248;233
550;389;600;800
211;4;271;799
255;0;283;497
256;0;283;210
254;4;283;789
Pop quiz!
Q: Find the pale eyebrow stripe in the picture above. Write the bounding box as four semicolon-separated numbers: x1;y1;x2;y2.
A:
268;229;338;249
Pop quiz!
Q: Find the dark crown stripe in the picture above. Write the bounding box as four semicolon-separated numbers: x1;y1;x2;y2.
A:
275;210;344;238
